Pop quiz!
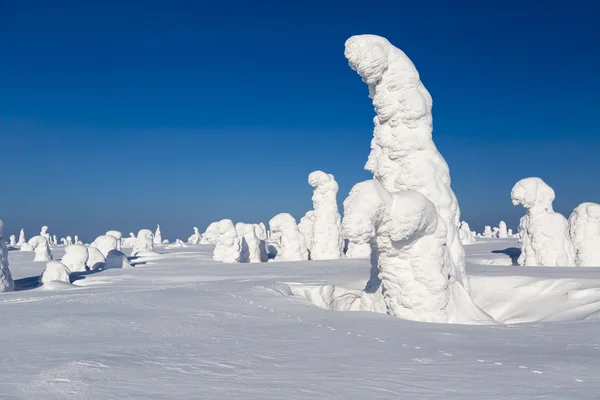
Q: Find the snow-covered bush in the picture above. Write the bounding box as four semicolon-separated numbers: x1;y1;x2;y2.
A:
459;221;476;245
187;227;201;244
298;211;315;254
482;226;493;238
268;213;308;262
121;233;136;248
154;225;162;245
105;250;131;269
39;261;71;285
90;235;119;258
236;222;262;263
17;228;26;246
0;219;15;292
106;230;123;250
511;177;575;266
28;235;53;262
201;223;219;245
498;221;508;239
132;229;155;257
86;246;106;270
9;235;16;246
307;171;344;260
213;219;240;263
568;202;600;267
345;34;468;291
61;244;89;272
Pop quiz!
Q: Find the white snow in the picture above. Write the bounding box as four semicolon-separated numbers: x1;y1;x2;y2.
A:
121;232;136;248
60;244;89;272
512;177;575;266
268;213;308;262
297;211;315;254
459;221;476;244
236;222;262;263
9;234;16;246
28;235;53;262
498;221;508;238
307;171;344;260
187;227;201;244
154;224;162;245
17;228;26;246
213;219;241;263
131;229;155;257
104;250;131;269
569;202;600;267
345;34;468;292
90;235;119;258
105;230;123;250
342;180;379;260
483;225;494;238
0;218;14;292
39;260;71;285
201;222;219;245
86;246;106;270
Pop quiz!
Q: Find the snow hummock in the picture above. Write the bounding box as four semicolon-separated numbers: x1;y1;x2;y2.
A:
345;34;468;292
39;260;71;285
307;171;344;260
90;235;119;258
28;235;53;262
569;202;600;267
269;213;308;262
213;219;240;263
154;225;162;245
235;222;263;263
511;177;575;266
132;229;155;257
0;219;15;292
61;244;89;272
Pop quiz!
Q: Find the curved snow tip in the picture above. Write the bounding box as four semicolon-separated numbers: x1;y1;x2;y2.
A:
510;177;555;209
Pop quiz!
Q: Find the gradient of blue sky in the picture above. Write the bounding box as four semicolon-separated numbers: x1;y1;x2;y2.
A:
1;0;599;241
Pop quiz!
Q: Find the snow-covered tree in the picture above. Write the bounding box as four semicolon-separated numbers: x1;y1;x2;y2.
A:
268;213;308;262
154;225;162;245
511;177;575;266
298;211;315;255
40;261;71;285
343;180;380;260
132;229;155;257
105;250;131;269
483;226;493;238
188;227;201;244
40;226;50;242
61;244;89;272
568;202;600;267
345;34;468;291
90;235;119;258
28;235;53;262
106;230;123;250
121;233;136;248
236;222;262;263
9;235;16;246
86;246;106;270
213;219;240;263
307;171;344;260
498;221;508;238
459;221;476;244
0;219;15;292
17;228;26;246
201;222;219;245
254;223;269;262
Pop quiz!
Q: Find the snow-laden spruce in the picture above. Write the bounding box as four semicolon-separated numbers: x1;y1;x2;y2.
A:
307;171;344;260
86;246;106;270
483;226;493;238
201;222;219;245
213;219;240;263
254;223;269;262
90;235;119;258
9;235;16;246
39;261;71;285
568;202;600;267
459;221;476;245
105;250;131;269
154;225;162;245
132;229;155;257
269;213;308;262
61;244;89;272
343;180;380;261
511;177;575;266
236;222;262;263
0;219;15;292
122;233;136;248
40;226;51;243
345;34;468;292
106;230;123;250
498;221;508;239
187;227;201;244
28;235;53;262
298;211;315;255
17;228;26;246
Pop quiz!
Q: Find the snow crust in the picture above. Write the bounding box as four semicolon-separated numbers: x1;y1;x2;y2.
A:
307;171;344;260
213;219;240;263
61;244;89;272
0;219;14;292
132;229;155;257
511;177;575;266
345;34;468;291
569;202;600;267
28;235;53;262
269;213;308;262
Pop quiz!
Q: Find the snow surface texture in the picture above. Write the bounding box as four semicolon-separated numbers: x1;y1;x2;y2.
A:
511;177;575;267
39;261;71;285
0;219;14;292
307;171;344;260
90;235;119;258
569;202;600;267
459;221;476;245
188;227;201;244
236;223;262;263
201;222;219;245
298;211;315;254
498;221;508;239
269;213;308;262
28;235;53;262
154;225;162;245
213;219;241;263
2;239;600;398
132;229;155;257
345;34;468;292
105;250;131;269
61;244;89;272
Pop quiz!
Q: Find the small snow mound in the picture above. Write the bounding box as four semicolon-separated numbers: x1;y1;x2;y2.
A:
40;261;71;285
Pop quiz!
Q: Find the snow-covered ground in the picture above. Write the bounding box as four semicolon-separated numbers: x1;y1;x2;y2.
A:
2;239;600;399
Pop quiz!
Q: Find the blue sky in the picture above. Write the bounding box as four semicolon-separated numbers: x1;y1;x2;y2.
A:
1;0;599;241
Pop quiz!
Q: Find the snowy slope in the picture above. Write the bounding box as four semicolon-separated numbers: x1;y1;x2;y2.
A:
1;240;599;399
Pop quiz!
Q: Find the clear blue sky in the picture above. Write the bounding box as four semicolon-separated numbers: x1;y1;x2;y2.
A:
1;0;599;242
